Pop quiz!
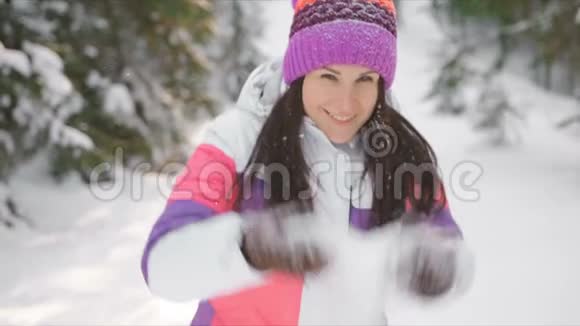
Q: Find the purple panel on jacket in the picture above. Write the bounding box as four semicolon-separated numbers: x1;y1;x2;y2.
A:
430;205;463;237
238;176;266;212
190;300;215;326
349;204;462;236
349;206;375;231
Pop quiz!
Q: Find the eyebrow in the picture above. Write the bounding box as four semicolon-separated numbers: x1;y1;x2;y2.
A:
322;67;377;76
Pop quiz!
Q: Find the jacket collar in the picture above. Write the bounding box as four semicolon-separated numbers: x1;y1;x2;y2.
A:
235;57;286;118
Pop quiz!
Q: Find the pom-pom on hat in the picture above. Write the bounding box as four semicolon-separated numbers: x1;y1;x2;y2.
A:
283;0;398;89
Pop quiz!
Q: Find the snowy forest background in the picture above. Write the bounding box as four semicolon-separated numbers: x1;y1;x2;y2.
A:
0;0;265;226
1;0;579;324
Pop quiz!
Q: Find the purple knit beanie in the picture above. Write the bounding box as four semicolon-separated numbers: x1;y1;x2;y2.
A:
283;0;397;89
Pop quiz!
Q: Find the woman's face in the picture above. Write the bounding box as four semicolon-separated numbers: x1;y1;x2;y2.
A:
302;64;380;144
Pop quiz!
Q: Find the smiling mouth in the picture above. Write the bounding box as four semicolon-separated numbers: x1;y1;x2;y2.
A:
322;107;355;123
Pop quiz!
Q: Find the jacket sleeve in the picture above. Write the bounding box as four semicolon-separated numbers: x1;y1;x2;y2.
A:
141;109;266;302
421;201;474;297
400;187;474;299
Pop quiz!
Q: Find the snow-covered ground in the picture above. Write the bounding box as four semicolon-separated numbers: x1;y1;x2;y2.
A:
1;1;580;325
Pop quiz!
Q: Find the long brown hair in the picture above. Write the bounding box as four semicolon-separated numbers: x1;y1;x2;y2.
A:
235;77;447;227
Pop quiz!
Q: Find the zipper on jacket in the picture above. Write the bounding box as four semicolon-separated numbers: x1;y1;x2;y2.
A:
348;185;353;226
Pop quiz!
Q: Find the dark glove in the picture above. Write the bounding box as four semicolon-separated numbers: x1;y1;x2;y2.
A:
239;203;328;275
408;241;457;297
396;222;461;299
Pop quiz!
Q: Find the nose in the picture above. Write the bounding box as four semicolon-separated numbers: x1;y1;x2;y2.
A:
335;87;357;115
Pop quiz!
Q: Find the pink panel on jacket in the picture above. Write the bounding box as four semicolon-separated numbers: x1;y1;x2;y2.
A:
404;182;448;213
209;272;304;326
169;144;238;214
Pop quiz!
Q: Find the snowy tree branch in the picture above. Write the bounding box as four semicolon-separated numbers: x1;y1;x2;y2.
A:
449;0;580;54
557;114;580;129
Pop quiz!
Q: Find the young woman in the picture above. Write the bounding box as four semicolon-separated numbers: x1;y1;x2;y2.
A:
141;0;473;325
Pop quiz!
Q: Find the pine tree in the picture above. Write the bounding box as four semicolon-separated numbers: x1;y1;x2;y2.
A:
0;0;266;228
424;47;473;115
431;0;580;95
428;0;580;143
206;0;266;106
472;77;524;145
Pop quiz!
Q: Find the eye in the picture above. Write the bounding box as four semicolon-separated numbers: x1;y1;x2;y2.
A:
358;76;375;83
321;73;338;81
